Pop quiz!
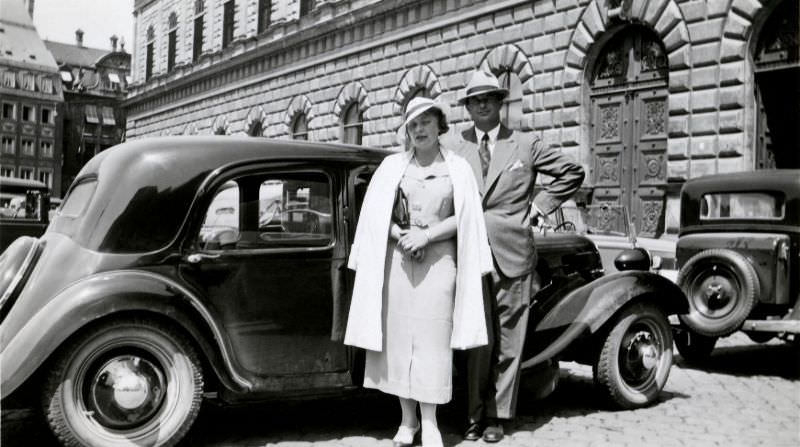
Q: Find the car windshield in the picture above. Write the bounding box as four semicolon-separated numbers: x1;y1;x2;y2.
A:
59;180;97;218
700;192;784;220
558;204;631;237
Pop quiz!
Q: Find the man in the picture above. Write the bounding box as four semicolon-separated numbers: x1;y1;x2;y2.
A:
455;70;585;443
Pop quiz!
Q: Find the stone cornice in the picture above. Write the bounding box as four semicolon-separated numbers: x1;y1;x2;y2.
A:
126;0;530;119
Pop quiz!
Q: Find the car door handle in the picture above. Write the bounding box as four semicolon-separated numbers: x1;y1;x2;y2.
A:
186;253;221;263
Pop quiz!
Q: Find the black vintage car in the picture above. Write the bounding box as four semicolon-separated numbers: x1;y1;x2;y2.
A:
673;170;800;360
0;177;51;252
0;137;686;447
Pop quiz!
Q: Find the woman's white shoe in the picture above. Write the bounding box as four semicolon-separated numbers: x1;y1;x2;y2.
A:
392;424;420;447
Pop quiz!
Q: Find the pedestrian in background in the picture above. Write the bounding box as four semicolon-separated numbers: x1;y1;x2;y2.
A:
454;70;585;443
344;97;494;446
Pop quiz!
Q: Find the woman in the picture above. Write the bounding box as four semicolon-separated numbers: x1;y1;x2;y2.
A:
345;97;494;447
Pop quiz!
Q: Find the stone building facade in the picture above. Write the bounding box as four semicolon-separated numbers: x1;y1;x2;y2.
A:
124;0;799;237
0;0;64;196
46;31;132;194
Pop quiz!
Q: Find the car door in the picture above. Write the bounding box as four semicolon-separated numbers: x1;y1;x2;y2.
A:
179;165;351;392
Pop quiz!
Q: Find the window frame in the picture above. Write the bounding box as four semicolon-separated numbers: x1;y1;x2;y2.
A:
257;0;272;34
1;135;15;154
18;166;34;180
222;0;235;49
40;140;54;158
2;102;15;120
40;107;54;125
291;113;309;140
341;102;363;145
196;168;336;253
20;139;35;156
21;105;34;122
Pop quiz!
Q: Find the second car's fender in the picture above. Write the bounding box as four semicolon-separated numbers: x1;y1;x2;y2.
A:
523;271;687;368
0;269;252;398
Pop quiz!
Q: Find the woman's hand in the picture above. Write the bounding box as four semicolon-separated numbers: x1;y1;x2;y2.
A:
398;227;430;253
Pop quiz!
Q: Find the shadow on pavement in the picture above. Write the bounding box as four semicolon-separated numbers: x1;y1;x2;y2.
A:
675;340;800;379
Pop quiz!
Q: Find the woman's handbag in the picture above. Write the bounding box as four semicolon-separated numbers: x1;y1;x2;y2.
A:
392;186;410;229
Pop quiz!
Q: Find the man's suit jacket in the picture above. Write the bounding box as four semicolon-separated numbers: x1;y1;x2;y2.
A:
454;125;585;278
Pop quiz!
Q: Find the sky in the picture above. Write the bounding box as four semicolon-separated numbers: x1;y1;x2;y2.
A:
32;0;135;51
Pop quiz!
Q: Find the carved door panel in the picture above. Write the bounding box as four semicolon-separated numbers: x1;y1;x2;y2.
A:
590;93;631;235
631;88;667;237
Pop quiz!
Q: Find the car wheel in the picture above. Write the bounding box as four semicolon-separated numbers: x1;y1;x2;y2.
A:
42;319;203;447
673;327;717;363
677;249;759;337
594;303;673;409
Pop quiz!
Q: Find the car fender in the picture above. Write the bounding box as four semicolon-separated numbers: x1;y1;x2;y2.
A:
0;269;253;398
523;271;687;368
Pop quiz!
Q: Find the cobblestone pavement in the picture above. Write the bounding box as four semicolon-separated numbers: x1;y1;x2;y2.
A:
3;334;798;447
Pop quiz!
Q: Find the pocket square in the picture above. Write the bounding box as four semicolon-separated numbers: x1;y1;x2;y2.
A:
508;160;525;171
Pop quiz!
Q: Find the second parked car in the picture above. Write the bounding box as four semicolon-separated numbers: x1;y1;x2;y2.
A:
673;170;800;361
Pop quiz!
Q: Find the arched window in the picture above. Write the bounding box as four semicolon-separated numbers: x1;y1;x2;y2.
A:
248;121;264;137
401;88;426;114
341;102;362;145
497;70;523;130
292;113;308;140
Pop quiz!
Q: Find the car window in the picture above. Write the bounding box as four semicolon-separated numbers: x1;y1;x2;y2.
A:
700;192;784;220
60;180;97;218
199;181;240;248
198;171;333;250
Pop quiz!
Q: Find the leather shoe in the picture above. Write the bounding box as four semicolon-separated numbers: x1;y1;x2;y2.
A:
392;424;419;447
482;419;504;443
463;421;483;441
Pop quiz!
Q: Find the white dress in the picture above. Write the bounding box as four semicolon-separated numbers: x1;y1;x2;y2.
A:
362;160;457;404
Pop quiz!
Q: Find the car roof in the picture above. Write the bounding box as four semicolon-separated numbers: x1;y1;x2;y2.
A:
79;136;392;179
57;136;392;253
682;169;800;197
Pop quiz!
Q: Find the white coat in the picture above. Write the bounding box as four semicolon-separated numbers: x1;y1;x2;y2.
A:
344;147;494;352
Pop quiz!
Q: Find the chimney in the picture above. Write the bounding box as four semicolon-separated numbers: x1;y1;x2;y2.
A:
110;35;118;52
27;0;35;18
75;29;84;47
119;36;126;53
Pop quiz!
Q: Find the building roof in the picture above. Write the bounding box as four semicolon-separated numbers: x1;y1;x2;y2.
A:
45;40;110;68
0;0;59;71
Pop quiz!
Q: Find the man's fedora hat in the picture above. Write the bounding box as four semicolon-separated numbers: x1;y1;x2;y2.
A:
458;70;509;105
396;96;448;143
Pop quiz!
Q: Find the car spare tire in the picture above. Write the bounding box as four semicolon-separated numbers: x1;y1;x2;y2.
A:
677;249;758;337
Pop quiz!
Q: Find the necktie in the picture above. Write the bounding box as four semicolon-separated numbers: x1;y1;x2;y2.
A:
479;133;491;179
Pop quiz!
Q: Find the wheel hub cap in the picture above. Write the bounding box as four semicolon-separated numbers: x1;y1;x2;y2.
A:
88;355;166;429
622;330;660;384
693;265;736;316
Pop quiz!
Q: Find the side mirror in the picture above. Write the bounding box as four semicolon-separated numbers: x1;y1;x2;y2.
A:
614;247;651;271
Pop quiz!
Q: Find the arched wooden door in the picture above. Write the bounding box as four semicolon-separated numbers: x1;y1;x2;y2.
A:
754;0;799;170
589;26;669;238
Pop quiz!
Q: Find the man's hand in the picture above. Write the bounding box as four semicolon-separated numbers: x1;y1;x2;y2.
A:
530;203;553;233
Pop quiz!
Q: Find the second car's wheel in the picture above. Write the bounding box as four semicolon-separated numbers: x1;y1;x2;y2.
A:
673;327;717;363
677;249;759;337
594;303;673;409
42;318;203;447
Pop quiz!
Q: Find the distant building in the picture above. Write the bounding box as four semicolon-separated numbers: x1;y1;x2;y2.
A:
46;31;131;194
125;0;799;237
0;0;64;197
